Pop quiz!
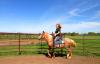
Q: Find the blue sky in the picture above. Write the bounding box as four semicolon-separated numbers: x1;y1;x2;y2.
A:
0;0;100;33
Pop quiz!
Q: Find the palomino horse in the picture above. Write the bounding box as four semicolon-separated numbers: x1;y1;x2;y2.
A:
39;31;76;59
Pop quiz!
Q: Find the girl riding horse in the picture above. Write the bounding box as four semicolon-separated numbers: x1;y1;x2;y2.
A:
54;24;63;45
39;31;76;59
39;24;76;59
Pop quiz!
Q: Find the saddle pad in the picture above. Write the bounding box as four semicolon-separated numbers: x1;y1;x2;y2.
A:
54;41;64;44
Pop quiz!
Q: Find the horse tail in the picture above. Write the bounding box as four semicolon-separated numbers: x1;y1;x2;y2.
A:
65;38;76;47
71;40;76;47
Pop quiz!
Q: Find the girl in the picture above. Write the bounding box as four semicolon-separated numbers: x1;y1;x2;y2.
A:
54;24;62;44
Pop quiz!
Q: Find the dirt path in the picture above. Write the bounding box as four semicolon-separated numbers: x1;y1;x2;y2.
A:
0;39;41;46
0;55;100;64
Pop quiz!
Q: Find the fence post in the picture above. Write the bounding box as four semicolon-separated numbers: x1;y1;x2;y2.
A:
52;32;55;57
82;34;85;56
18;33;21;55
40;39;42;54
61;33;65;56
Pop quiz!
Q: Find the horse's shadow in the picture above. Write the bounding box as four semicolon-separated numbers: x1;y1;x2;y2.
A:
38;52;66;57
37;47;66;57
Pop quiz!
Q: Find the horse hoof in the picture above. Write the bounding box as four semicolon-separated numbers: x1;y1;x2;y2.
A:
68;56;71;59
66;56;71;59
51;57;55;59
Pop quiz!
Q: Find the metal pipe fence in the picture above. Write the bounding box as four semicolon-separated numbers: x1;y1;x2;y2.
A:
0;32;99;57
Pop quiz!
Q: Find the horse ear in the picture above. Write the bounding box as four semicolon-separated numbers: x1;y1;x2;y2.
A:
43;31;45;33
39;33;41;35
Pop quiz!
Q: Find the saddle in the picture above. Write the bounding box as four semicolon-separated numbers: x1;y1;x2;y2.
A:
52;33;64;47
54;39;64;48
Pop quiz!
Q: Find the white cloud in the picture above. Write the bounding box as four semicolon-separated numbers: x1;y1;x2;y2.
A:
1;20;100;33
96;10;100;16
84;10;100;21
80;22;100;27
93;10;100;18
62;21;100;33
80;4;99;13
66;3;100;20
68;8;80;16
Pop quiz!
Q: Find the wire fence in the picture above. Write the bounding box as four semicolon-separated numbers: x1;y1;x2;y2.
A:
0;32;100;57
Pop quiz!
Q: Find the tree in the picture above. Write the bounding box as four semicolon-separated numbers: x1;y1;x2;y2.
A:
71;32;79;36
88;32;96;35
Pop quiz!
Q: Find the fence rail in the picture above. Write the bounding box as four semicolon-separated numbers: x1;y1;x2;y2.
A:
0;32;100;57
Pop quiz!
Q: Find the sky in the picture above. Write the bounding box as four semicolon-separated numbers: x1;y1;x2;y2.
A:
0;0;100;33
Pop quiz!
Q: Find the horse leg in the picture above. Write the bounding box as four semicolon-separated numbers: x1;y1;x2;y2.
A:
52;48;55;58
47;48;51;58
48;48;55;58
67;46;72;59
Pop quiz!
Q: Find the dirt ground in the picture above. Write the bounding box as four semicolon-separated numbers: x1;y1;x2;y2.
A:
0;39;43;45
0;55;100;64
0;40;100;64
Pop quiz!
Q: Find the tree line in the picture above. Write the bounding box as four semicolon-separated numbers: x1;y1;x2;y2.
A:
63;32;100;36
0;32;100;36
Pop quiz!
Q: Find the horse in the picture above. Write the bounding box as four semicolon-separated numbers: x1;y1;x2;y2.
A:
39;31;76;59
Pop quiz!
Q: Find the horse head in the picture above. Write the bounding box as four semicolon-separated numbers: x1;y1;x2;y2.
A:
38;31;49;40
38;31;45;39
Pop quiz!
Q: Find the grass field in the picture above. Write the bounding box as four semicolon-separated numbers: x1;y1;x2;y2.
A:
66;35;100;57
0;34;100;57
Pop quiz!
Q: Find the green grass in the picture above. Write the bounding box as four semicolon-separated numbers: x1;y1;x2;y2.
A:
65;35;100;39
0;34;38;40
0;35;100;57
73;38;100;57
